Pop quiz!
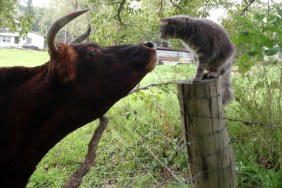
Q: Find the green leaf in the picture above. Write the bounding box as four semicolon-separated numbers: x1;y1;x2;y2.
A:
277;9;282;17
270;81;280;89
131;95;138;102
236;54;255;73
254;81;265;89
267;15;277;25
263;25;278;33
137;90;146;96
264;47;280;56
234;16;249;24
259;36;275;47
232;33;254;44
160;87;170;93
254;13;265;22
247;50;260;56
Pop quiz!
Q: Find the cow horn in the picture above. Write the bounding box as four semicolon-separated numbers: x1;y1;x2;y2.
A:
70;24;91;44
47;9;90;58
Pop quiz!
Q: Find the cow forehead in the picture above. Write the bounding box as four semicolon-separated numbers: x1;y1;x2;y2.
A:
74;42;99;48
72;43;136;55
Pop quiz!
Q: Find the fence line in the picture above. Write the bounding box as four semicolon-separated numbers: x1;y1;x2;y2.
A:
110;128;160;185
131;81;281;129
131;122;239;184
104;103;280;186
127;126;185;184
91;80;281;187
112;116;237;184
148;125;184;152
225;117;282;129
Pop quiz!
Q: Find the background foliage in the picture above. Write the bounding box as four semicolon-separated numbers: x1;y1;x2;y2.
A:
0;0;34;36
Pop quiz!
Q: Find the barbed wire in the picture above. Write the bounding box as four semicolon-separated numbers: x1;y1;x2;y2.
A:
116;120;238;185
123;112;236;182
127;126;186;184
105;107;280;186
110;128;160;185
130;81;281;129
103;80;282;186
224;117;282;129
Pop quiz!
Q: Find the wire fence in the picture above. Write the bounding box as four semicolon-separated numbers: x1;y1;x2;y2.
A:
102;74;282;187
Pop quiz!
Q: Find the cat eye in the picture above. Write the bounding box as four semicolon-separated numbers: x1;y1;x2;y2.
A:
88;50;96;57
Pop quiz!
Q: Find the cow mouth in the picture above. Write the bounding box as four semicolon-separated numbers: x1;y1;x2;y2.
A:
140;42;157;72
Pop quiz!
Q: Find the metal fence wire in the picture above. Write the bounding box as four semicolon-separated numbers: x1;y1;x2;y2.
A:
103;70;282;187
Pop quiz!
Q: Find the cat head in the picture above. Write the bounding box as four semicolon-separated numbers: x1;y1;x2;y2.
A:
160;18;177;40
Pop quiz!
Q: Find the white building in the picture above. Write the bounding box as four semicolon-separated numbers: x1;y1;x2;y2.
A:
0;32;45;50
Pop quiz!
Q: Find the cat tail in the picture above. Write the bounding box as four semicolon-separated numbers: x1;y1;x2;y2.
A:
220;71;233;106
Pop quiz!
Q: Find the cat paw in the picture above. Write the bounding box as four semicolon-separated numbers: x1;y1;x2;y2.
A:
192;77;202;83
207;72;219;78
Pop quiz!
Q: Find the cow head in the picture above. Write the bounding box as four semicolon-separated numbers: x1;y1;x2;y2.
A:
42;9;157;123
47;9;156;90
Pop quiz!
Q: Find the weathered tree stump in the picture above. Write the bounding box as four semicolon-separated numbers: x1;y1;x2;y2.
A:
177;78;236;188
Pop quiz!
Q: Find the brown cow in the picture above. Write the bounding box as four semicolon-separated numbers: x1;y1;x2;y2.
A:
0;10;157;187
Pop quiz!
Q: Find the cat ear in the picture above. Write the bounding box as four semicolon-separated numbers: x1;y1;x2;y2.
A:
160;19;169;26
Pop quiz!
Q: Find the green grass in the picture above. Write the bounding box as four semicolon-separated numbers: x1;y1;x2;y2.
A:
0;48;49;67
1;49;281;187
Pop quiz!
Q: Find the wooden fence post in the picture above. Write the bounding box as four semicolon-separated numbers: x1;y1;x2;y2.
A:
177;78;236;188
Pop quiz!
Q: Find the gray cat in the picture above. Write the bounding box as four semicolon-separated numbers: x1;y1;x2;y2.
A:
160;15;235;105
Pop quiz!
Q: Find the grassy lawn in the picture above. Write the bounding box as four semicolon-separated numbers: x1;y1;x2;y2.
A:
1;49;281;187
0;48;49;67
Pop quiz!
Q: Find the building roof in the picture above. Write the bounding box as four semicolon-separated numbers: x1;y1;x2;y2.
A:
0;32;45;37
28;31;45;37
0;33;19;37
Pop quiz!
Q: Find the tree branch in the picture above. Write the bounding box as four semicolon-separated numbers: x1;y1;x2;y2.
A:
169;0;182;10
267;0;270;16
129;81;177;94
240;0;256;16
117;0;126;26
158;0;164;17
70;0;79;11
63;115;109;188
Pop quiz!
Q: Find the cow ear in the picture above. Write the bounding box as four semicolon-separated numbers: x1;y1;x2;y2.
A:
48;43;77;82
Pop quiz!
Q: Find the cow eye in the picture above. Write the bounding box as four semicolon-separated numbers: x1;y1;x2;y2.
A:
88;50;96;57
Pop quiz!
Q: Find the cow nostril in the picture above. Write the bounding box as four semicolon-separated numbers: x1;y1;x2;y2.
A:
144;42;154;48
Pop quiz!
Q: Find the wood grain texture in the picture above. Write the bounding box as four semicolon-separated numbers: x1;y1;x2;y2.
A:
177;78;236;188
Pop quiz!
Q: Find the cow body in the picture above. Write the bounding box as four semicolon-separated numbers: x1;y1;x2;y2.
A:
0;12;157;186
